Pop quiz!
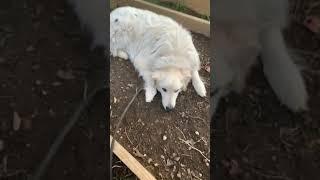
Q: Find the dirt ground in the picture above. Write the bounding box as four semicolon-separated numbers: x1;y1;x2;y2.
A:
0;0;107;179
214;1;320;179
110;33;210;179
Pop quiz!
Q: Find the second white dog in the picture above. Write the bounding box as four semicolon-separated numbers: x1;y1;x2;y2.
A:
110;6;206;111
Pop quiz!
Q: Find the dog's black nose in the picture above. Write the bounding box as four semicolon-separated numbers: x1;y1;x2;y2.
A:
165;106;173;112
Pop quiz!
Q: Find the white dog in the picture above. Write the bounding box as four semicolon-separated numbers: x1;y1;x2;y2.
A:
68;0;107;49
110;6;206;111
211;0;308;117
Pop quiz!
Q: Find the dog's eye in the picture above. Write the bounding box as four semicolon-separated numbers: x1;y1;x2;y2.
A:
115;18;118;22
174;89;179;93
162;88;167;92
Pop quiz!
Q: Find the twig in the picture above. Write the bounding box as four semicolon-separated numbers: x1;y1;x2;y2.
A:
188;115;206;123
124;127;134;145
110;87;143;180
175;126;186;140
178;138;210;162
31;84;107;180
191;173;202;180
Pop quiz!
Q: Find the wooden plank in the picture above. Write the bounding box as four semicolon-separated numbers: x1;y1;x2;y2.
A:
159;0;210;16
119;0;210;37
110;136;157;180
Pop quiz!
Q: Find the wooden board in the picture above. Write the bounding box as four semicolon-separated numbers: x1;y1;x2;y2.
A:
159;0;210;16
110;136;157;180
116;0;210;37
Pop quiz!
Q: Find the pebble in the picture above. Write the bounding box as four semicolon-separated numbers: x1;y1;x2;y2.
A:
162;135;167;141
177;172;182;178
195;131;199;135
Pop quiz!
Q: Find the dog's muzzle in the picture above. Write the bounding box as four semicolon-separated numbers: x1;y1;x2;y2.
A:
164;105;174;112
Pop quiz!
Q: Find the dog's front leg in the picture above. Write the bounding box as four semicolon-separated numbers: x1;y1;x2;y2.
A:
142;73;157;102
191;71;206;97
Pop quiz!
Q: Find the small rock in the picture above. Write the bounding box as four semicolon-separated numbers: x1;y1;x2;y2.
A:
154;163;159;167
42;90;47;95
174;156;180;161
160;155;165;159
49;109;55;117
147;158;153;163
162;135;167;141
166;159;174;167
35;80;42;85
177;172;182;178
195;131;199;135
172;165;176;172
172;153;177;157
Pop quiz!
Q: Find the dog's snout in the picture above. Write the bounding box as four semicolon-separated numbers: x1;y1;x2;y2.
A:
165;105;174;112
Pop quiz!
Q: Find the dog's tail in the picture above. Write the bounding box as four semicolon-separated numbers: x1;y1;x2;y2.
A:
260;27;308;111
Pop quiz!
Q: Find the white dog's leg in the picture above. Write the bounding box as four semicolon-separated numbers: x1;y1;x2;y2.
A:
191;71;206;97
142;74;157;102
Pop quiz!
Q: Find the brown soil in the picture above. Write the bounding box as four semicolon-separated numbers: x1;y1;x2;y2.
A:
0;0;107;179
110;33;210;179
214;0;320;179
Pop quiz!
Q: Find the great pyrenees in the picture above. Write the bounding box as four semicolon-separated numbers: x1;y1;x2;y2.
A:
110;6;206;111
211;0;308;117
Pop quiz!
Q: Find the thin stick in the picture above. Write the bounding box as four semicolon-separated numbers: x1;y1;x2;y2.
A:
178;137;210;162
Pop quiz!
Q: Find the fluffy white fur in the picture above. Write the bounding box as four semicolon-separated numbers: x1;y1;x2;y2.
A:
211;0;308;117
110;6;206;110
68;0;107;49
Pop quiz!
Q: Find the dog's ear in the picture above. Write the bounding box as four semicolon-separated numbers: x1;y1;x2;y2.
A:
151;71;162;80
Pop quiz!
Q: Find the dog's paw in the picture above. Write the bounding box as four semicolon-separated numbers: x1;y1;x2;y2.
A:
194;82;206;97
197;87;206;97
145;87;157;102
118;50;129;60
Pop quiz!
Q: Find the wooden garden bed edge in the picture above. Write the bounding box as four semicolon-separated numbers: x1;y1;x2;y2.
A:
110;135;157;180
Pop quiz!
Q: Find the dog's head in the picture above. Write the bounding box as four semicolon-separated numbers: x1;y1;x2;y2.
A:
152;68;191;111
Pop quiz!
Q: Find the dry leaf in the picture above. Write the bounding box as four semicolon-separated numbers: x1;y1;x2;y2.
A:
304;16;320;34
133;148;144;158
203;64;210;73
